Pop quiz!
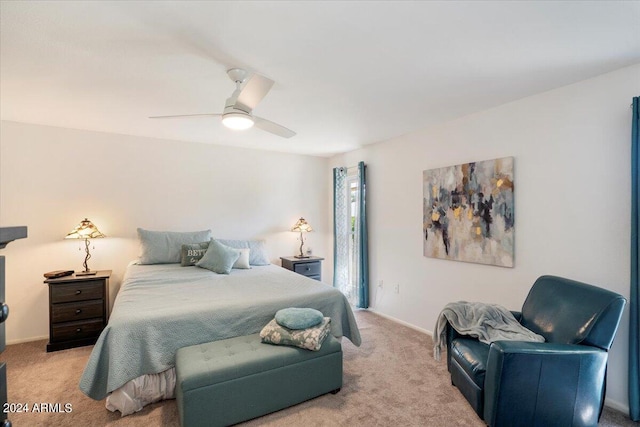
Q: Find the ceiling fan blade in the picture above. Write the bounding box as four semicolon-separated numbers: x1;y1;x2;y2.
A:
254;116;296;139
149;113;222;119
235;73;274;111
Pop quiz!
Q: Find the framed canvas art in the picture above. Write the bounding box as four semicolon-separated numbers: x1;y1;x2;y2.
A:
423;157;514;267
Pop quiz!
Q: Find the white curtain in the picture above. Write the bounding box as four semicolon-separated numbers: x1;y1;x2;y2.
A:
333;167;351;301
333;163;368;308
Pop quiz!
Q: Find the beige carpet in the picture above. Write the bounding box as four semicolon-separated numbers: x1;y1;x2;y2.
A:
2;310;636;426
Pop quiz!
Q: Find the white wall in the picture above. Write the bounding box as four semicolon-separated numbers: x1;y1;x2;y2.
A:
0;121;329;343
330;64;640;412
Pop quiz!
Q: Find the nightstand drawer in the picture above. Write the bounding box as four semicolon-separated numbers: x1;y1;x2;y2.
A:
50;281;103;304
280;257;324;281
293;262;321;276
51;318;103;342
51;300;103;323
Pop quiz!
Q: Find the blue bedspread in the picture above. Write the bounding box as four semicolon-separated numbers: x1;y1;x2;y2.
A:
79;263;361;400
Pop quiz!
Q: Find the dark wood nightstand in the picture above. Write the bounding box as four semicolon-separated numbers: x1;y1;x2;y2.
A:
44;270;111;352
280;256;324;281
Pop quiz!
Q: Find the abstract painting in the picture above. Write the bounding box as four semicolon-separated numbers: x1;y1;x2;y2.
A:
423;157;514;267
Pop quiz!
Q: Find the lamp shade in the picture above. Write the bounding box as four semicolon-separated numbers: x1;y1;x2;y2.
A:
65;218;105;275
291;217;313;233
65;218;106;240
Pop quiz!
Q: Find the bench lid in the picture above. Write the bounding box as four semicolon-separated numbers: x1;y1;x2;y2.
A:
176;333;341;392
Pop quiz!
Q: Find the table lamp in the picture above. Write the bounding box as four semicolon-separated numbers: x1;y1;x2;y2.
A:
65;218;105;276
291;217;312;258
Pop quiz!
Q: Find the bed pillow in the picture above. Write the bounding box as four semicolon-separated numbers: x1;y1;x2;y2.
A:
232;248;251;269
138;228;212;264
216;239;270;265
180;242;210;267
275;307;324;330
196;239;241;274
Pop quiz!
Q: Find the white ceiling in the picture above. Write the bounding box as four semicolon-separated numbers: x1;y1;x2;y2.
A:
1;1;639;157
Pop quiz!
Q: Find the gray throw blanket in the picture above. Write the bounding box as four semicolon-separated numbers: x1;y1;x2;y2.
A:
433;301;545;361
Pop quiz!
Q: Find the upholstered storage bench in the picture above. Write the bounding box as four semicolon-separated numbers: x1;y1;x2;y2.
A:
175;333;343;427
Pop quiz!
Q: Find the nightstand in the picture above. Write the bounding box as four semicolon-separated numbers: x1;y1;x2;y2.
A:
44;270;111;352
280;256;324;281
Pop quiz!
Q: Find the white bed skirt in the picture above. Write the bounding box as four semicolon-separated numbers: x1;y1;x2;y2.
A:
105;368;176;416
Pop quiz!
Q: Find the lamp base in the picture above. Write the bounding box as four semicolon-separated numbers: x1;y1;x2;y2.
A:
294;255;310;259
76;270;97;276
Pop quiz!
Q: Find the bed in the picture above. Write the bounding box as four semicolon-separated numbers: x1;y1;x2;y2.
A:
79;261;361;414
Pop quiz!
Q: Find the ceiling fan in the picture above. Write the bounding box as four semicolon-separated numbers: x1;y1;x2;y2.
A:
150;68;296;138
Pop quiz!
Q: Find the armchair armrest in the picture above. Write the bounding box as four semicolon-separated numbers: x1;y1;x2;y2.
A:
484;341;608;427
445;321;463;372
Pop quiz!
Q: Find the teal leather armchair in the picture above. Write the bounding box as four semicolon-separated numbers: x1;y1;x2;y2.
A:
446;275;626;427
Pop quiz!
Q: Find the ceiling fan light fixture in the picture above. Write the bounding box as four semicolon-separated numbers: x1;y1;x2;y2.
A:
150;69;294;137
222;112;254;130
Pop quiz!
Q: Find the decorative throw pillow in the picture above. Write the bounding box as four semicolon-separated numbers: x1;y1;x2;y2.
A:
260;317;331;351
275;307;323;330
180;242;210;267
216;239;270;265
137;228;212;264
232;248;251;269
196;239;241;274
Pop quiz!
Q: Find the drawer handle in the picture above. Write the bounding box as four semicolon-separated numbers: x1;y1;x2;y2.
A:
75;309;82;315
76;328;82;333
0;303;8;324
306;267;310;271
75;290;82;295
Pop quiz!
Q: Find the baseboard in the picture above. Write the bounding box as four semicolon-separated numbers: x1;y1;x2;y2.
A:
7;335;48;345
366;308;433;337
604;397;629;415
365;309;630;414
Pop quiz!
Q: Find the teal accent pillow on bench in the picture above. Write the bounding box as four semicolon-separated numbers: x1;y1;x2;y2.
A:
275;307;324;330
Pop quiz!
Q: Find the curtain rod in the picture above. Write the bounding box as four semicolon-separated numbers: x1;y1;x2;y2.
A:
336;164;363;171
